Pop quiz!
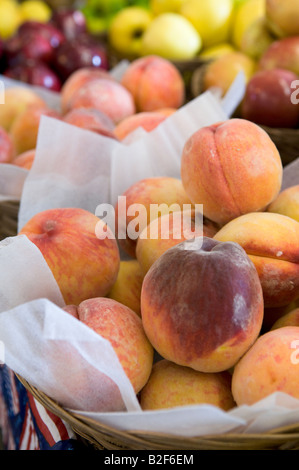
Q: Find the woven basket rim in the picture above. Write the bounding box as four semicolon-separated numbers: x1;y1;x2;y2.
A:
15;374;299;451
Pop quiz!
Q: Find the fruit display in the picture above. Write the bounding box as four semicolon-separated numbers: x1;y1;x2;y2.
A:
0;4;109;91
1;0;299;451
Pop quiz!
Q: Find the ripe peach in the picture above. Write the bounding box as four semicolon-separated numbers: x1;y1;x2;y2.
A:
136;209;218;275
115;176;193;258
19;207;120;305
271;308;299;330
113;111;168;141
139;359;236;411
232;326;299;405
10;105;61;155
214;212;299;308
63;107;116;139
0;126;15;163
68;78;136;124
181;119;283;226
141;237;264;373
60;67;114;114
107;259;144;316
0;87;46;131
120;55;185;112
202;51;257;97
267;185;299;223
12;149;35;170
73;297;154;393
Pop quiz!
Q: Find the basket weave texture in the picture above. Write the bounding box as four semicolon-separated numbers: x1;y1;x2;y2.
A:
14;374;299;451
0;200;19;240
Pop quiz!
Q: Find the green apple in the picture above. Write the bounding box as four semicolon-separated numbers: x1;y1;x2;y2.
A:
180;0;234;49
108;6;153;57
140;12;202;60
149;0;188;14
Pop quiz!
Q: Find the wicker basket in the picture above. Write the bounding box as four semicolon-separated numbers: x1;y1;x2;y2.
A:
0;200;19;240
13;374;299;451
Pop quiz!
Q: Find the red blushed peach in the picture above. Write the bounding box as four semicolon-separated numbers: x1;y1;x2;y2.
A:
68;78;136;125
107;259;144;316
63;107;116;139
139;359;236;411
0;126;15;163
136;209;219;276
232;326;299;406
214;212;299;308
73;297;154;394
202;51;257;97
10;105;61;155
12;149;35;170
60;67;115;114
267;185;299;223
115;176;193;258
271;308;299;330
141;237;264;373
0;87;46;132
181;119;283;226
120;55;185;112
19;207;120;305
113;111;168;141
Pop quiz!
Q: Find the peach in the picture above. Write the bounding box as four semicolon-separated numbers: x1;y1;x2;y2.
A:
141;237;264;373
63;107;116;139
139;359;236;411
120;55;185;112
10;105;61;155
113;111;168;141
115;176;193;258
232;326;299;405
181;119;283;226
68;78;136;125
0;87;46;132
0;126;15;163
60;67;114;114
214;212;299;308
267;185;299;223
72;297;154;393
19;207;120;305
12;149;35;170
136;208;219;276
202;52;257;97
271;308;299;330
107;259;144;316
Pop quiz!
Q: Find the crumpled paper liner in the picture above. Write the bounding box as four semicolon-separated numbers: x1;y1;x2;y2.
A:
1;70;299;437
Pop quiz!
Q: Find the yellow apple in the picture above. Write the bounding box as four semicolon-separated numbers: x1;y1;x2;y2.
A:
231;0;266;50
200;43;236;61
266;0;299;38
180;0;234;49
140;12;202;60
240;17;274;60
150;0;188;14
108;6;153;57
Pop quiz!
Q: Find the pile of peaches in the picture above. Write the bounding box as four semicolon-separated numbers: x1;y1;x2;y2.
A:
3;54;299;413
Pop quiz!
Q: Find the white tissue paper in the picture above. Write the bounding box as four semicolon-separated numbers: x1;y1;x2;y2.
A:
1;67;299;439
